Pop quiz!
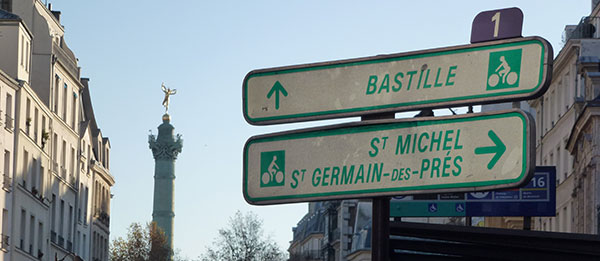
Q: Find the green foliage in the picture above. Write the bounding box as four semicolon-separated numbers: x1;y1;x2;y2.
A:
110;222;173;261
201;211;285;261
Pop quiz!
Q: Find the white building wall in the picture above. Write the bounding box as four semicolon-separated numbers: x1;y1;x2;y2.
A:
0;70;18;261
0;2;114;261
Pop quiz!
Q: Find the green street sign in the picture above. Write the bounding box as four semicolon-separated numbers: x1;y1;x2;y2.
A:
243;36;552;125
243;109;535;205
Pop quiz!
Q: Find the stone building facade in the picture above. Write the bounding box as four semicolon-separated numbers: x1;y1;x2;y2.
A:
0;1;114;261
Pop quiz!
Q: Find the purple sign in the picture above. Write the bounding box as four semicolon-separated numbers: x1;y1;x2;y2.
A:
471;7;523;43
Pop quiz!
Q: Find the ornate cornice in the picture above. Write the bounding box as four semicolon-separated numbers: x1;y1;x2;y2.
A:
148;133;183;160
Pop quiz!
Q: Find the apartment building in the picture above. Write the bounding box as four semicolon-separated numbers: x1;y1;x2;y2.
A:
0;1;114;261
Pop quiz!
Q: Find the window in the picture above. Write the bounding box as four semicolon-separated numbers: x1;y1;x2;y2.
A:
71;147;75;183
550;90;555;126
105;148;109;169
38;222;43;256
61;140;66;178
71;92;77;128
25;98;30;135
544;96;549;132
556;147;561;183
53;133;58;167
83;234;87;259
2;208;8;239
54;75;60;112
68;205;73;239
39;166;44;196
19;209;25;249
22;150;28;188
87;144;91;173
34;107;38;142
29;215;34;253
84;186;89;224
4;93;12;129
59;200;64;237
25;41;30;72
76;230;80;252
3;150;9;189
20;35;24;66
0;0;12;12
42;116;47;150
51;194;56;231
41;116;46;135
63;83;68;120
92;232;96;258
79;183;83;222
31;158;37;193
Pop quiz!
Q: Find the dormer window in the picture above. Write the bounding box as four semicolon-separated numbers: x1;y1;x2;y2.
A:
1;0;12;12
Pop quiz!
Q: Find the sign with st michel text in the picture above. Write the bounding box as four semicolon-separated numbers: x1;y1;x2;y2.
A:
243;109;535;205
243;37;552;125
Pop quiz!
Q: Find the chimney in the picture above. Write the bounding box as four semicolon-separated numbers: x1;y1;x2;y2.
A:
51;10;61;22
80;78;90;87
563;25;577;43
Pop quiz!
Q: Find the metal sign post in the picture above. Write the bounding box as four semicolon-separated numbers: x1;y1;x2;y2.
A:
361;113;394;261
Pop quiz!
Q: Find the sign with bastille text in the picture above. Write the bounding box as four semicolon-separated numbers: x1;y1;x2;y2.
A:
243;36;552;125
243;109;535;205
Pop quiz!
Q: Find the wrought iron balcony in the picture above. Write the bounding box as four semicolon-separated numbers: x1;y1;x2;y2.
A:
2;175;10;192
95;210;110;227
52;162;58;173
4;114;12;130
565;16;600;42
0;234;8;250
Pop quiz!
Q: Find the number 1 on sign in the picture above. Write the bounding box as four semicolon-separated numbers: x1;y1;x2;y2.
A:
491;12;500;37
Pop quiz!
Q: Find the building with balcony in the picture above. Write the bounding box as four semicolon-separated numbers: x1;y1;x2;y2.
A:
480;0;600;234
0;1;113;261
288;200;373;261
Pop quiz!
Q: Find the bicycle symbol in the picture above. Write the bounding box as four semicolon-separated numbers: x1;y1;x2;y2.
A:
260;150;286;187
488;56;518;87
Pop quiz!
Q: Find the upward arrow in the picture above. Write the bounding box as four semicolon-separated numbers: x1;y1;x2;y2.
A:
267;81;288;110
474;130;506;170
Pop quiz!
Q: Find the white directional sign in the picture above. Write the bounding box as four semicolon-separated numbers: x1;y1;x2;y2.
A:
243;37;552;125
243;109;534;205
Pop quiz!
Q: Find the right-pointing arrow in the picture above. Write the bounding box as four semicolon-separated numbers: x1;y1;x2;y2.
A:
474;130;506;170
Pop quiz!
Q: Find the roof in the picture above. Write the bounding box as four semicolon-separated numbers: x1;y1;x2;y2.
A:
0;9;20;20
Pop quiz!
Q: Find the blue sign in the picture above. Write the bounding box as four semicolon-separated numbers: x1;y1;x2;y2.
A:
455;203;465;213
390;166;556;217
428;203;438;213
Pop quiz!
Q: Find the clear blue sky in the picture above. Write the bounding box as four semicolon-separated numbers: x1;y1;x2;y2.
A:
46;0;589;258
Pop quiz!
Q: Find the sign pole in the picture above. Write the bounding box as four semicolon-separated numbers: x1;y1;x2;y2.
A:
362;113;394;261
372;197;390;261
523;217;532;230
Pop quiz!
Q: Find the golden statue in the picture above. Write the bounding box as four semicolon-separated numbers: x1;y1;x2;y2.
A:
161;82;177;113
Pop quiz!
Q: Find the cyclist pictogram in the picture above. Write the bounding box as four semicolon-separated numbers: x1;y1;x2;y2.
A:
487;49;522;90
260;150;285;187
